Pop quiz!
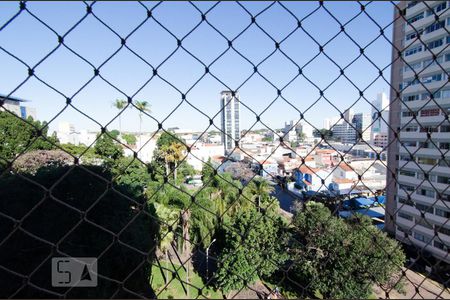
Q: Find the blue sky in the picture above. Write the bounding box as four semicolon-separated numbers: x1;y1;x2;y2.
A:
0;1;395;134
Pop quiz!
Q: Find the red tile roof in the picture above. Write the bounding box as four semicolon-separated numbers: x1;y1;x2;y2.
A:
298;165;319;174
333;178;354;184
334;162;353;172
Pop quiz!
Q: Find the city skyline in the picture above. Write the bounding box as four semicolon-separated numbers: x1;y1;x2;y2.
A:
1;1;450;298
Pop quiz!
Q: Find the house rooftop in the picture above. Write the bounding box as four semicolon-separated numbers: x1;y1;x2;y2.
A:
336;162;354;172
297;165;320;174
333;178;354;184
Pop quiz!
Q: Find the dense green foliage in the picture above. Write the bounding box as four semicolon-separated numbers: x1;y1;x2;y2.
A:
214;209;288;293
151;132;187;182
0;111;58;169
122;133;137;145
94;132;124;164
0;165;158;298
60;143;97;161
112;157;151;198
313;128;333;139
289;202;405;299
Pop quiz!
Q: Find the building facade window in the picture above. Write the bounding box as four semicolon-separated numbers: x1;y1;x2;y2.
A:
415;217;434;229
404;94;420;102
437;226;450;236
398;196;414;206
417;157;437;165
424;21;445;34
442;89;450;98
407;1;418;9
415;202;434;212
419;126;438;133
398;212;414;221
400;170;416;177
404;125;418;132
437;176;450;184
420;108;440;117
404;61;422;72
407;12;424;24
435;208;450;218
427;38;444;50
405;45;423;57
406;29;423;41
440;142;450;150
402;111;416;117
421;73;442;83
439;158;450;167
414;232;431;243
434;240;449;252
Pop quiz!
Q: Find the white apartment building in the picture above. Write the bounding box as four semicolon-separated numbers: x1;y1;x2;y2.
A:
323;116;341;130
220;91;240;153
298;120;314;139
389;0;450;264
56;122;97;146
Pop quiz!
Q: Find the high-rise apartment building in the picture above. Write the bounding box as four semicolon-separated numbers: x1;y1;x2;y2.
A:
371;92;390;148
387;1;450;264
220;91;240;153
352;113;372;143
330;109;371;145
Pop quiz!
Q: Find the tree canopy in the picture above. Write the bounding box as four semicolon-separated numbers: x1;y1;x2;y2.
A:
0;165;158;298
289;202;405;299
94;132;124;164
214;209;288;293
0;111;58;169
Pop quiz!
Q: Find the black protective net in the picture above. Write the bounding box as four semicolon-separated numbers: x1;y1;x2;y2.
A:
0;1;449;299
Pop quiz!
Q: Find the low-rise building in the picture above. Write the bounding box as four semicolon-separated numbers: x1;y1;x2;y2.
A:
0;94;36;120
293;165;333;193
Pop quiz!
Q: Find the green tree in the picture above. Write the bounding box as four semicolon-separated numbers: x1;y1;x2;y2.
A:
122;133;137;145
152;132;187;182
313;128;333;140
298;132;306;142
201;158;216;184
0;165;158;297
112;98;127;135
152;201;180;283
0;112;58;169
161;142;185;181
60;143;97;162
109;129;120;139
189;191;216;249
135;100;151;146
112;157;151;198
94;132;123;165
214;209;288;294
289;202;405;299
245;177;274;212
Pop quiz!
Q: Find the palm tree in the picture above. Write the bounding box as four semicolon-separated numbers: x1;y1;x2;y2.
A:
161;142;185;181
135;100;151;146
153;202;180;283
112;99;127;136
247;177;274;212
